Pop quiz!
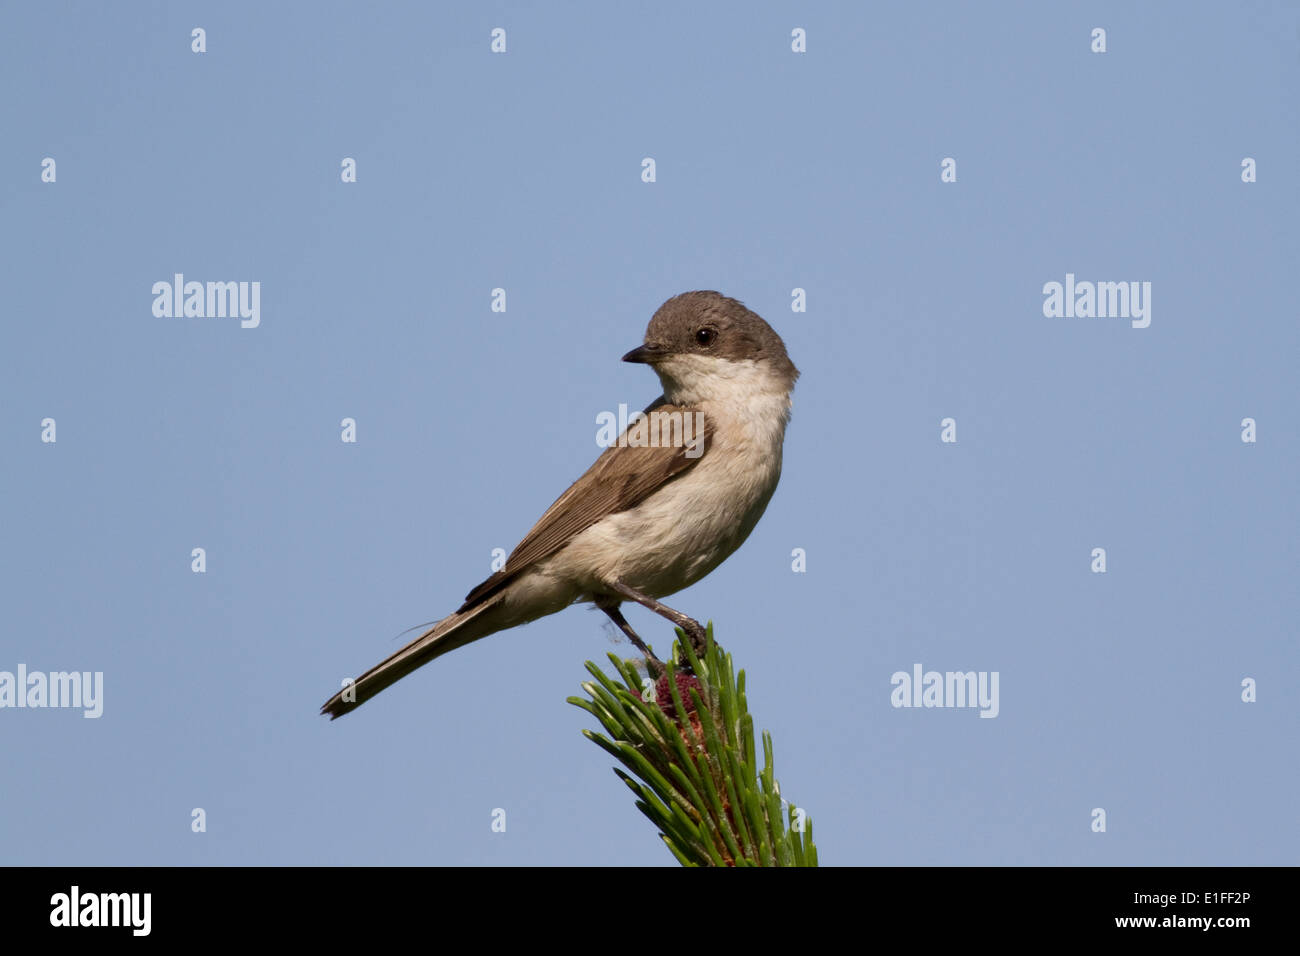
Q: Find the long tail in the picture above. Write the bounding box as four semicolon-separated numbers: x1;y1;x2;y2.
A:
320;599;503;720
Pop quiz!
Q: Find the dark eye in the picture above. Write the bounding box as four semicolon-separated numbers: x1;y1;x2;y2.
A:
695;328;716;347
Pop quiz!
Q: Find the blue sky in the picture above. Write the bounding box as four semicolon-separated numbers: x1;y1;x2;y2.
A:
1;1;1296;865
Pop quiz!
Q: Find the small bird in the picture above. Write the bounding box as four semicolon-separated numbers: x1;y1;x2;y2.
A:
321;291;798;719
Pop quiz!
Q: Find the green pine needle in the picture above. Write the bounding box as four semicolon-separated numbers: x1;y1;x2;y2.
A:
567;623;818;867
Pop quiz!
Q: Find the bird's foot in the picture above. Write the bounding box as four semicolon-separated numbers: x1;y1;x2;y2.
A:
675;618;709;668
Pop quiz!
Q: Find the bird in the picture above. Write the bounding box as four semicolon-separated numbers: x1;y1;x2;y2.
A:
321;290;798;719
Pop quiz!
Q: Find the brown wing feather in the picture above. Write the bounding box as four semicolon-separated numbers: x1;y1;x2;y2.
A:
458;399;711;610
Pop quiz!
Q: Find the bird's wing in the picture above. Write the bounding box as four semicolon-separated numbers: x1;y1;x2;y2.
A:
458;398;711;610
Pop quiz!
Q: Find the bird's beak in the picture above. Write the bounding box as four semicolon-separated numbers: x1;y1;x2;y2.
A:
622;343;665;364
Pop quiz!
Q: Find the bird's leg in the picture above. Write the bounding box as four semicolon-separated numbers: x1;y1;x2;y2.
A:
607;580;709;662
597;600;664;679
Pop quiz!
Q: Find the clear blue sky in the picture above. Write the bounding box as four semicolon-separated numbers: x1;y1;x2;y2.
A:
2;1;1296;865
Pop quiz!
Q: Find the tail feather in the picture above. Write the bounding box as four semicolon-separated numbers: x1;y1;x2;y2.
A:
320;600;500;720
